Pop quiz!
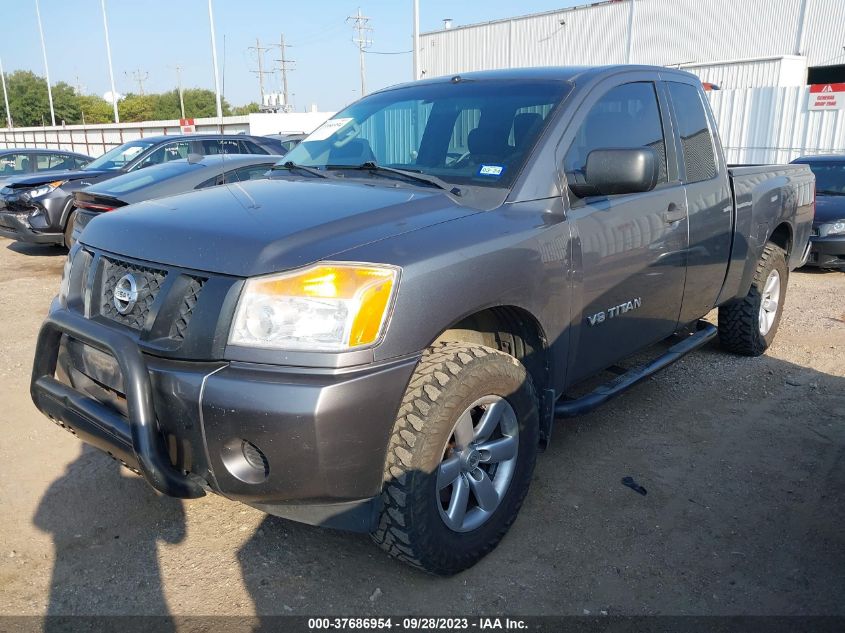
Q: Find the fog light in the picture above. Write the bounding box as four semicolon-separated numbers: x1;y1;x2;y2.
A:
221;438;269;484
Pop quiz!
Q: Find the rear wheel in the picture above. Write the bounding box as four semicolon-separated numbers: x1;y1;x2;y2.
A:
718;243;788;356
371;342;538;575
63;211;77;250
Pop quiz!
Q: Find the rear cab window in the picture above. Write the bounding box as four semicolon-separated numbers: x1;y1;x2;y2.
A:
666;82;718;183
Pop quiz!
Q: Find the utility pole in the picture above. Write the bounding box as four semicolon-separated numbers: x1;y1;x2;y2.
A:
34;0;56;126
248;38;273;106
0;57;12;129
207;0;224;122
173;65;186;119
347;8;373;96
101;0;119;122
275;34;295;111
412;0;420;80
74;75;85;96
125;69;149;95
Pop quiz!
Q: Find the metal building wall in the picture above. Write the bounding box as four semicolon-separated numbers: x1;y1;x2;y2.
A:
708;87;845;164
419;0;845;79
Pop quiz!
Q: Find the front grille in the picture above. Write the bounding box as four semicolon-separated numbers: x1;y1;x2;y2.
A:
169;277;205;341
100;257;167;330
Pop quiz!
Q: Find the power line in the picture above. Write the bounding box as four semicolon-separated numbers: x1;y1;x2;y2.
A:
125;68;149;95
274;34;295;112
248;37;274;105
347;7;373;96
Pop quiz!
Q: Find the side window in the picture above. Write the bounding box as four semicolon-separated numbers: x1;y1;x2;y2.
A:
195;174;225;189
231;165;272;182
0;153;31;175
667;82;717;183
135;142;190;169
564;82;668;194
37;153;73;170
239;140;267;155
74;157;90;168
220;140;241;155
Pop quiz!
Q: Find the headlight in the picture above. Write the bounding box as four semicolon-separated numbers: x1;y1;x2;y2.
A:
825;220;845;236
229;263;399;352
27;180;66;198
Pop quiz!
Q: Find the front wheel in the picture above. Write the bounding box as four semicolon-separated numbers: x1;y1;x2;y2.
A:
718;243;788;356
371;342;539;575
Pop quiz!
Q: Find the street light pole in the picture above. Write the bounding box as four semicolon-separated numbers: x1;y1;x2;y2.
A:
0;57;12;129
207;0;224;123
174;65;186;120
35;0;56;126
100;0;120;123
412;0;420;80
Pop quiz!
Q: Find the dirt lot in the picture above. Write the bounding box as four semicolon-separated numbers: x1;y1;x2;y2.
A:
0;236;843;617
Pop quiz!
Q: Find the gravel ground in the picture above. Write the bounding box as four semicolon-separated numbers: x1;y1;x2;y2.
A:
0;237;843;617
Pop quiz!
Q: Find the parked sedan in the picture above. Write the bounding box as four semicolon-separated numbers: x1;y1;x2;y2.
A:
71;154;280;247
0;148;91;186
791;155;845;269
0;134;284;248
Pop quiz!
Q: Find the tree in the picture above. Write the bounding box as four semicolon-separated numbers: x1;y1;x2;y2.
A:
5;70;51;127
76;95;115;124
118;93;158;122
232;102;261;116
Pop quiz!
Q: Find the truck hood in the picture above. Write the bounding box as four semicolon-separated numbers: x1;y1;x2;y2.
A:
3;168;111;188
80;178;485;277
814;194;845;223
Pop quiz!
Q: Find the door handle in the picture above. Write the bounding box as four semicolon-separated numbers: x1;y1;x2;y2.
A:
663;203;686;224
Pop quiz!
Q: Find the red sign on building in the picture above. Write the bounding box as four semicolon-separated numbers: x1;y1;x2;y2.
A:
809;84;845;110
179;118;196;133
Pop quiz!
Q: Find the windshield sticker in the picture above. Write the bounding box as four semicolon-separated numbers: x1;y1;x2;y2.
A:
307;118;354;142
478;164;504;177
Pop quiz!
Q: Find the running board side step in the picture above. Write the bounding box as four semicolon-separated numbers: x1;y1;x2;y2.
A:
554;321;718;418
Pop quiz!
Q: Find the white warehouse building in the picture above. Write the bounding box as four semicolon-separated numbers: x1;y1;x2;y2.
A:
418;0;845;89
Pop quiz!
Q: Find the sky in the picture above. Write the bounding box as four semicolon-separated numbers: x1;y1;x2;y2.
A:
0;0;583;113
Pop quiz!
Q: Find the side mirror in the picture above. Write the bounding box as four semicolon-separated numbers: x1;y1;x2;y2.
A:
572;148;659;198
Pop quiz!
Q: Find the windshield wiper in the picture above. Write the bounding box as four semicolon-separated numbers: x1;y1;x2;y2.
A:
273;161;329;179
328;161;462;195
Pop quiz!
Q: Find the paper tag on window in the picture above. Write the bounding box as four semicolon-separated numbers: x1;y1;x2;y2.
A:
478;164;504;177
306;118;355;142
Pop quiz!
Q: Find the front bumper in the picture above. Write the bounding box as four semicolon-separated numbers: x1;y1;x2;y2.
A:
805;235;845;268
31;306;419;531
0;211;63;244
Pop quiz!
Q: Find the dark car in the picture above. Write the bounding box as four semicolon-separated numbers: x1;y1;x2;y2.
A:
71;154;280;245
791;155;845;269
0;148;91;186
31;67;813;575
264;133;307;154
0;134;284;248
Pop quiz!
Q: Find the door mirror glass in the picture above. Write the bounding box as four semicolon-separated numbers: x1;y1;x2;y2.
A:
580;147;659;197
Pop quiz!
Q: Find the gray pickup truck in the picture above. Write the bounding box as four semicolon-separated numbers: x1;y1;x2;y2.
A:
31;66;814;575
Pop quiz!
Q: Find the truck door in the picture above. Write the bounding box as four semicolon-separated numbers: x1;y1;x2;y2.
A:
664;80;734;324
561;79;689;383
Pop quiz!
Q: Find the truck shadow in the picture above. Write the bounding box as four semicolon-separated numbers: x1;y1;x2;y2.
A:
31;344;845;617
33;444;185;626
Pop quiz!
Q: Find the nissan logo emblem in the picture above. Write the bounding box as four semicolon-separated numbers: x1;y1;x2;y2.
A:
113;273;139;314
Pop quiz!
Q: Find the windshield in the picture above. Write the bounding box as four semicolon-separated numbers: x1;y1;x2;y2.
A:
84;139;157;171
280;79;571;188
797;160;845;195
